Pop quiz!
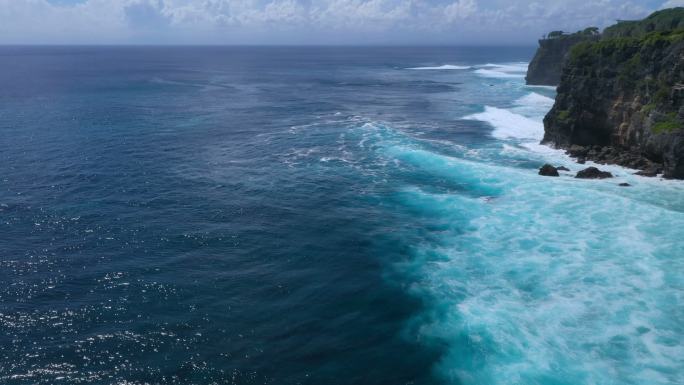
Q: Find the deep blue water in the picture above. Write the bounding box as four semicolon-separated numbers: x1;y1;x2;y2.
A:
1;46;683;385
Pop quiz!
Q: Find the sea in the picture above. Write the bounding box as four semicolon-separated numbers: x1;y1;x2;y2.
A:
0;46;683;385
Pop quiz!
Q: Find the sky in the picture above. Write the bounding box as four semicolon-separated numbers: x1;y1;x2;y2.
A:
0;0;681;45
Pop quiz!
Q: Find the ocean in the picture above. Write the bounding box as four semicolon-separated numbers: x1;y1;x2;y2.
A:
0;46;682;385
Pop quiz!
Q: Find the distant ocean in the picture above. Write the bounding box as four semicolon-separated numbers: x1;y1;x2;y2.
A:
1;46;683;385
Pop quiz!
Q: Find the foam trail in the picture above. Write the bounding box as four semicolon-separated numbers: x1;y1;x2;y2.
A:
510;92;557;124
515;92;555;108
473;69;525;79
403;181;684;385
383;145;506;197
526;84;557;91
464;106;543;141
474;62;529;79
351;73;684;385
479;63;529;72
408;65;471;70
372;124;684;385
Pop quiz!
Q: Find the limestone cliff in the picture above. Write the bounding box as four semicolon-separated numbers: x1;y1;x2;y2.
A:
526;29;599;86
542;8;684;179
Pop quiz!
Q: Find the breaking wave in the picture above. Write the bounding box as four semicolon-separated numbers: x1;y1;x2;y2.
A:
408;64;471;70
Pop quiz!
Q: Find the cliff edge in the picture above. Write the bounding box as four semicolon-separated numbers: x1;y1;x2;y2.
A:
542;8;684;178
526;29;599;86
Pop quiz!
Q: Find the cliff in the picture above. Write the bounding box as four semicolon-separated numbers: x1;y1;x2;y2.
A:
603;8;684;39
542;8;684;179
526;29;599;86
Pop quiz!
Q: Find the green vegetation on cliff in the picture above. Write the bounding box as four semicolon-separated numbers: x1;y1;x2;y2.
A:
654;113;683;134
546;27;600;40
568;28;684;102
603;7;684;38
566;27;684;119
569;29;684;67
543;7;684;178
526;28;600;85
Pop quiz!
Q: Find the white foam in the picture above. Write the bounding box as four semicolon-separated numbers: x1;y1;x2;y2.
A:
473;69;525;79
464;106;543;141
526;84;557;91
408;65;471;70
510;92;557;123
473;62;528;79
479;62;529;72
399;176;684;385
515;92;555;108
357;73;684;384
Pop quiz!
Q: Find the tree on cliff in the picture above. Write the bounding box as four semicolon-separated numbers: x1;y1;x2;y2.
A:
582;27;599;36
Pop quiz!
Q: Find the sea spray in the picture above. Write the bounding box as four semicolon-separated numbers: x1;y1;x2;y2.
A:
2;47;682;385
408;65;472;70
381;63;684;385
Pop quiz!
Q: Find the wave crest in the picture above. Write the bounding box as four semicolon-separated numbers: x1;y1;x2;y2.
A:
474;62;528;79
464;106;543;141
408;65;471;70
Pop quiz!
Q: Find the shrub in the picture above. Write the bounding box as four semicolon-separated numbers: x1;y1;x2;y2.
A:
652;113;682;133
642;103;656;114
557;110;571;121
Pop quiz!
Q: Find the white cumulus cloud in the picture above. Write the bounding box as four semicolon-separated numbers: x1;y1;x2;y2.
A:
0;0;666;44
444;0;477;22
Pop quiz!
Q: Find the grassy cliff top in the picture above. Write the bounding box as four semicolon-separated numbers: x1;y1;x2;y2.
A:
542;27;599;41
603;7;684;38
569;28;684;65
568;8;684;67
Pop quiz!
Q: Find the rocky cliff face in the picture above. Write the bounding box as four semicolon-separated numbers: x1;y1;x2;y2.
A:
542;9;684;179
526;31;599;86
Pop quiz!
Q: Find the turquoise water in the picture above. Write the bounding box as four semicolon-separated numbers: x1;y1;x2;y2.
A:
0;47;682;384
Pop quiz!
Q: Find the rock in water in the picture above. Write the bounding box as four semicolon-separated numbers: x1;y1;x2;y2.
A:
539;164;560;176
635;167;661;177
567;145;588;157
576;167;613;179
557;166;570;171
619;183;631;186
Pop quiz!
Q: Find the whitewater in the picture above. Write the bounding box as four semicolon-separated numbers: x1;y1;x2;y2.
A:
367;61;684;384
1;47;682;385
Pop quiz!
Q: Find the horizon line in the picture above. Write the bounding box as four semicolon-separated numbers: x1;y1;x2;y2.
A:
0;43;538;48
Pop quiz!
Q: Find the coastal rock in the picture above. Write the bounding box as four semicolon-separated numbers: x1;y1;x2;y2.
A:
539;164;560;176
567;145;588;157
542;8;684;179
576;167;613;179
619;183;631;186
635;167;661;177
526;29;600;86
557;166;570;171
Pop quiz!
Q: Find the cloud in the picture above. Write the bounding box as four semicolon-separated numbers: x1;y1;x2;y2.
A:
0;0;664;44
124;0;170;29
444;0;477;22
0;0;128;43
662;0;684;7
